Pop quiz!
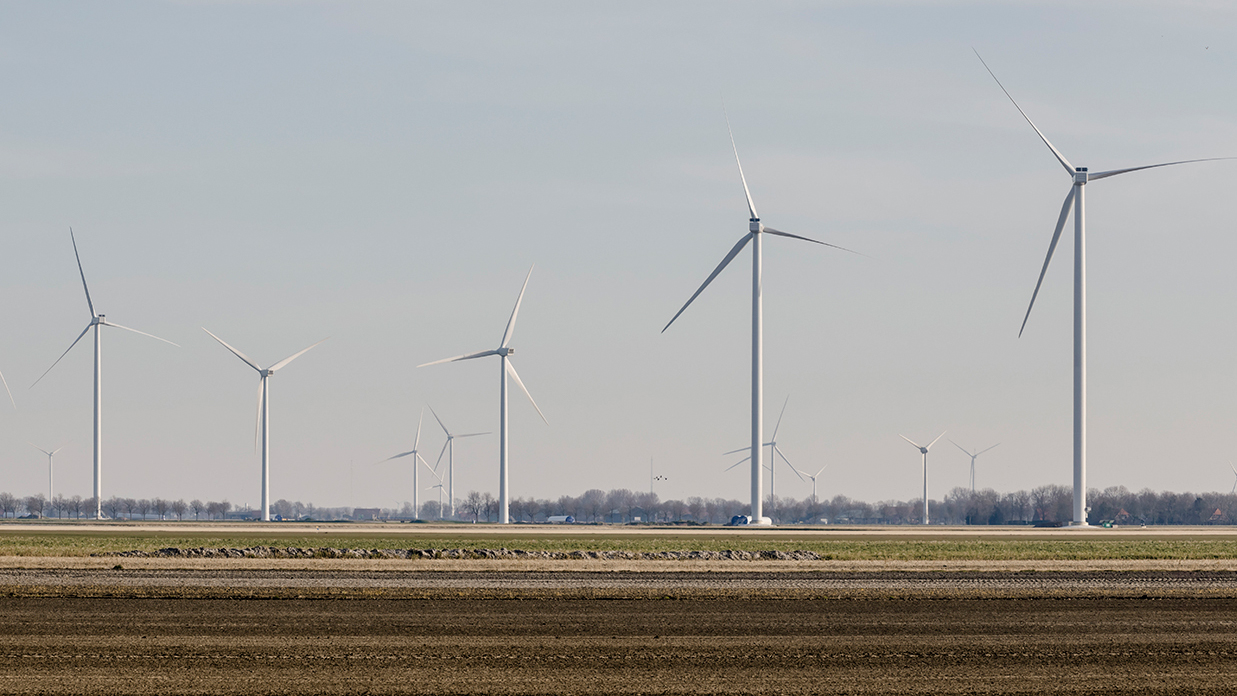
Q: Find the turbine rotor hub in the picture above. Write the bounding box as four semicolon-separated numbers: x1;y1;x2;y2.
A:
1074;167;1088;184
749;218;762;233
499;347;514;356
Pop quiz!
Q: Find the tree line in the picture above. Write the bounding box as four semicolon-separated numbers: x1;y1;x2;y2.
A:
1;485;1235;525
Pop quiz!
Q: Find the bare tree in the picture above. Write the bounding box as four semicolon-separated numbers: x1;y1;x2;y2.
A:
24;494;47;517
136;499;152;520
190;499;205;520
69;495;84;519
463;491;483;522
154;498;170;520
0;492;16;518
171;499;187;521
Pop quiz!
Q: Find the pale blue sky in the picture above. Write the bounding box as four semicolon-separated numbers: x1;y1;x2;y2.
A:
2;1;1236;510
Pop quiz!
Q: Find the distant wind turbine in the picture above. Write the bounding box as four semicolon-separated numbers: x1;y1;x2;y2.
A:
202;328;327;522
950;440;1000;493
419;266;547;524
33;229;179;519
664;114;856;525
428;406;489;521
794;464;828;504
378;408;439;519
1230;463;1236;495
977;50;1234;527
901;432;946;525
722;395;799;507
30;444;63;504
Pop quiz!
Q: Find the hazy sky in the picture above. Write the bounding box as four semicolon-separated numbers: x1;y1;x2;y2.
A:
2;1;1237;511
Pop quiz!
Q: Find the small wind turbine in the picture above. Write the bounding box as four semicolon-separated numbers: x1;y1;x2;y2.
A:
428;405;488;520
202;328;327;522
794;464;828;504
977;51;1234;527
722;395;799;507
30;444;63;504
33;229;179;519
901;432;946;525
950;440;1000;493
662;113;857;525
378;408;439;519
1230;463;1236;495
418;266;547;524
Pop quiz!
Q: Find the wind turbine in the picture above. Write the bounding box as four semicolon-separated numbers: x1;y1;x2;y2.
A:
722;395;799;510
32;229;179;519
202;328;327;522
30;444;63;504
950;440;1000;493
793;463;828;504
900;432;946;525
378;408;437;519
977;51;1233;527
418;266;547;524
1230;463;1236;495
428;405;489;521
663;114;856;525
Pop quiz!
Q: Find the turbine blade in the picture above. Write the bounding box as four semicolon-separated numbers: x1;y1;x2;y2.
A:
455;432;490;438
380;450;416;463
428;404;450;438
419;453;442;482
661;233;753;333
31;324;91;388
69;228;95;318
926;431;947;450
974;49;1074;175
435;439;449;472
269;338;328;372
1019;185;1075;337
776;446;807;483
771;395;789;442
976;442;1001;456
413;408;424;451
899;434;924;450
813;464;828;478
506;360;548;424
724;457;750;472
762;228;861;255
1088;157;1237;182
723;105;758;220
202;328;261;372
500;265;534;349
949;439;975;457
51;447;63;455
99;320;178;347
29;443;51;456
254;376;266;453
721;446;748;456
417;349;499;368
0;368;13;408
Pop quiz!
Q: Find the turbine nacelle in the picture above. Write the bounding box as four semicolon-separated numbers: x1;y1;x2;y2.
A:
1074;167;1088;184
749;218;762;233
498;347;514;356
92;315;103;326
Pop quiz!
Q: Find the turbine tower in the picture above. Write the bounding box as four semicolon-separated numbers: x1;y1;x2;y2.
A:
950;440;1000;493
30;444;63;504
33;230;178;519
202;328;327;522
978;51;1232;527
663;116;855;525
428;405;489;520
901;432;946;525
379;408;438;519
419;266;547;524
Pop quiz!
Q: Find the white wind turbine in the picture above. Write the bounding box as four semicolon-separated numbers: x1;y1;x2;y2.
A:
33;230;179;519
900;432;946;525
202;328;327;522
722;395;799;510
664;116;856;525
418;266;547;524
1230;463;1236;495
950;440;1000;493
793;463;828;504
378;408;438;519
978;51;1233;527
428;405;489;521
30;444;63;504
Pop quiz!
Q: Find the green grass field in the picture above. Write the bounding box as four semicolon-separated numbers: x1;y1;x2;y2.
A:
2;525;1236;560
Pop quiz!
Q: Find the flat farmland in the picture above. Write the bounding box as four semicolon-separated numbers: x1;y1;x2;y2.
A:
0;523;1235;694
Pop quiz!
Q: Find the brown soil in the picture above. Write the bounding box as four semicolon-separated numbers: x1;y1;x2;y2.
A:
0;571;1234;694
